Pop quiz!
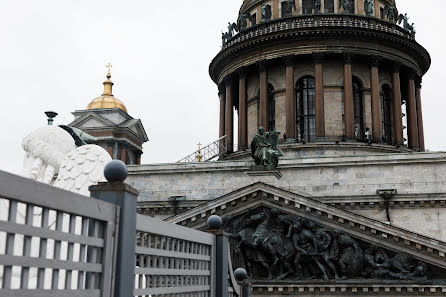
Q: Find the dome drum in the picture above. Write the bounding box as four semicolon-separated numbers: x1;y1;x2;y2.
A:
212;2;429;157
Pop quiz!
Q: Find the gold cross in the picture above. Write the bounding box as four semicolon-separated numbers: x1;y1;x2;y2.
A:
106;63;112;74
197;143;202;151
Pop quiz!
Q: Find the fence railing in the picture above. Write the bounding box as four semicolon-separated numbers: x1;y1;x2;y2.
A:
0;170;119;297
0;165;247;297
177;136;227;163
134;214;215;297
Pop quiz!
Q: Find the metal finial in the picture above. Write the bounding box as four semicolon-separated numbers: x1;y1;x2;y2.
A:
106;63;112;78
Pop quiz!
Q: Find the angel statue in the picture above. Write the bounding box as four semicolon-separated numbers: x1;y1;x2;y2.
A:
397;13;416;37
339;0;352;14
383;5;396;22
222;22;239;47
250;126;283;171
21;125;111;196
364;0;374;16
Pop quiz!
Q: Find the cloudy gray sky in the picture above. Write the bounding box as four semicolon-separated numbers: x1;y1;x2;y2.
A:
0;0;444;174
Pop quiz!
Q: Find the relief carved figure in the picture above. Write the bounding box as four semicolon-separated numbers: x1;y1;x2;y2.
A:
223;208;432;281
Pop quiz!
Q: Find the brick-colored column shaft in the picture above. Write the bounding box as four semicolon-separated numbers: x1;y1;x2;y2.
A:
260;69;269;129
120;148;127;163
107;145;113;158
285;64;296;139
239;77;248;148
407;78;419;149
314;62;325;137
343;63;354;138
219;92;225;139
416;84;425;151
225;83;234;153
392;70;404;145
370;64;382;141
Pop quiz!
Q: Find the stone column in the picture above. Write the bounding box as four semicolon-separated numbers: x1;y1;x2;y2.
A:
416;78;425;151
370;58;382;142
136;153;141;165
259;61;269;130
225;80;234;153
219;88;226;139
285;56;296;141
391;64;404;145
314;54;325;138
273;0;279;18
120;145;127;163
407;74;419;150
238;69;248;149
343;54;355;139
106;141;114;158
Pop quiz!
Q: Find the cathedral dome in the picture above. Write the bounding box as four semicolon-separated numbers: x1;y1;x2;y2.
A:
87;96;127;113
86;71;128;113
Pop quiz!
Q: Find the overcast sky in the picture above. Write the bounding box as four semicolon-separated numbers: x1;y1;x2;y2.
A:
0;0;444;174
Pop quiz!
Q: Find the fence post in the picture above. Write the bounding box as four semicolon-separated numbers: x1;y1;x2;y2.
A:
89;160;139;297
206;215;228;297
234;268;251;297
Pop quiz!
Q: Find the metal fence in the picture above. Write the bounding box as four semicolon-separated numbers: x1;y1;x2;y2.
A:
0;170;118;297
134;214;215;297
0;169;243;297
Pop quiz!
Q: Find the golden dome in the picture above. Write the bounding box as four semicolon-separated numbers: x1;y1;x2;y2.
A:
87;96;127;113
86;69;128;113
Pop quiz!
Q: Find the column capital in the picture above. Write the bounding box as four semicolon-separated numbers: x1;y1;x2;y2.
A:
283;55;296;66
258;60;268;72
237;67;248;79
223;76;236;85
408;71;416;80
105;139;115;146
369;56;381;67
218;84;225;94
391;62;402;73
313;53;325;64
343;53;353;65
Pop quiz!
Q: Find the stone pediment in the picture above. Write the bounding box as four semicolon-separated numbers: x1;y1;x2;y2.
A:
69;112;117;129
167;182;446;294
119;119;149;142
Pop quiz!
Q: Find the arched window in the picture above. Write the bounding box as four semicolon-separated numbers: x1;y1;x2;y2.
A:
302;0;313;14
381;84;393;144
324;0;334;13
268;84;275;131
296;76;316;142
353;77;365;140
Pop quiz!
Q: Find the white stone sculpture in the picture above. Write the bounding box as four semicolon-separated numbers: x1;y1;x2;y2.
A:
54;144;111;196
21;126;76;183
21;125;111;195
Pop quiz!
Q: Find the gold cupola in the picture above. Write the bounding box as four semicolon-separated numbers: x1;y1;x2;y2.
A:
87;64;128;113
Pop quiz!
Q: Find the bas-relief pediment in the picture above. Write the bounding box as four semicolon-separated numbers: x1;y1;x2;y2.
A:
167;183;446;292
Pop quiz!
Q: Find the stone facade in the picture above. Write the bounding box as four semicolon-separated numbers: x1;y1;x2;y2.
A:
129;151;446;242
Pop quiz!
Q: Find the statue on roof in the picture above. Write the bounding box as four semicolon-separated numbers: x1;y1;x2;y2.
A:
364;0;374;16
250;126;283;171
222;22;238;47
238;13;254;31
339;0;353;13
313;0;321;13
288;0;297;12
398;13;416;37
384;5;396;22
